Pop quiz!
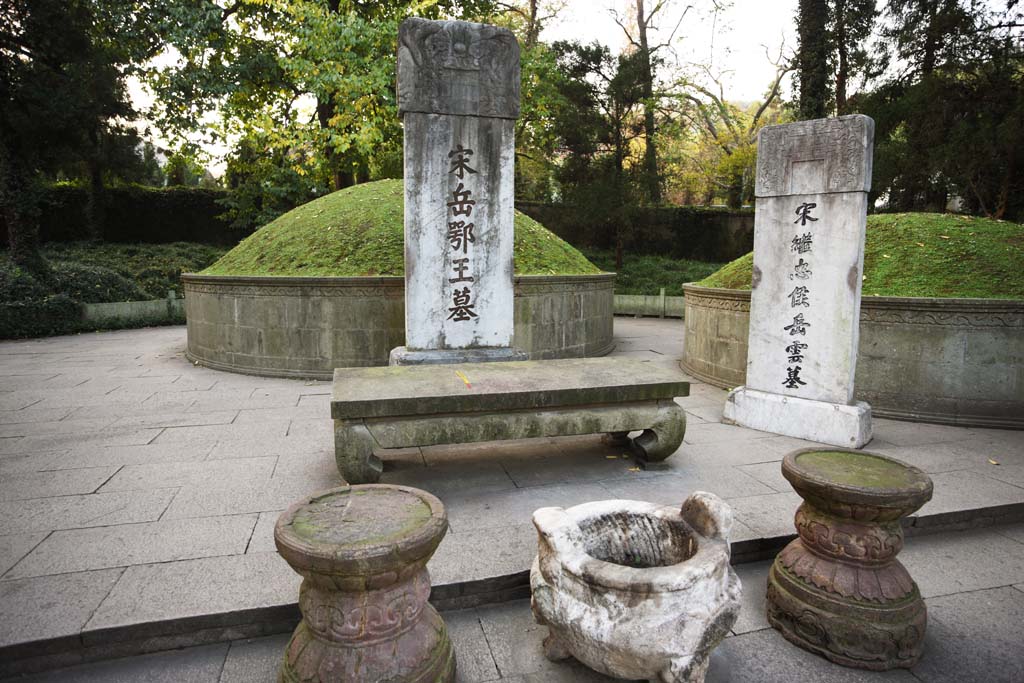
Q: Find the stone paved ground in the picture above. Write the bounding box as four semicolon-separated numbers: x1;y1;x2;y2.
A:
4;524;1023;682
1;318;1023;670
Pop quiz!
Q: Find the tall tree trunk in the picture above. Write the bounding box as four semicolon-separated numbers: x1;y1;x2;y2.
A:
726;169;744;209
0;144;49;277
797;0;831;119
85;129;105;241
835;0;849;114
635;0;661;204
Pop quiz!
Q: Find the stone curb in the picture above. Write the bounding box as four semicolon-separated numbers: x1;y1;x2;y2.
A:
2;502;1022;678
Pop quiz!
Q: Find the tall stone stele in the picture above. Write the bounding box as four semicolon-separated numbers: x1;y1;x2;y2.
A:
723;115;874;448
389;17;527;365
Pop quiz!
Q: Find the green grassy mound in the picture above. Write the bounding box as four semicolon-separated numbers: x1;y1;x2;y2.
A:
695;213;1024;299
202;179;601;277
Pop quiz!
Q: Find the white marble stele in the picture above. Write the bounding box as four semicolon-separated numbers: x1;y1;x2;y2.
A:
390;18;526;366
530;492;741;683
723;115;875;448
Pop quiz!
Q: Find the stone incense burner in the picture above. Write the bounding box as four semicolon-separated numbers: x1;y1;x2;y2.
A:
530;492;741;683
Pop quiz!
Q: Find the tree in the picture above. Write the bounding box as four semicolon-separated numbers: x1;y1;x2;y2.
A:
860;0;1023;215
1;0;160;269
796;0;831;119
680;50;793;207
832;0;878;113
149;1;493;228
611;0;700;204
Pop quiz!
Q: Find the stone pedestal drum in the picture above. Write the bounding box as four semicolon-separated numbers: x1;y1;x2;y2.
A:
274;485;455;682
766;448;933;670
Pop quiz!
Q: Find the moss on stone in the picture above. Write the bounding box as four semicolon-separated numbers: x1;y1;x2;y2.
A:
694;213;1024;299
202;179;602;277
796;450;920;490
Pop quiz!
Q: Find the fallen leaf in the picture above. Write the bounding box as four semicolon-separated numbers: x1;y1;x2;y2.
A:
882;254;891;258
988;458;1001;466
628;467;641;472
940;235;950;239
916;242;925;247
605;455;618;459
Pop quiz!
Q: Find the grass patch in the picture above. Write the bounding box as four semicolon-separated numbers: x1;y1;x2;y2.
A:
202;179;601;277
581;249;724;295
695;213;1024;299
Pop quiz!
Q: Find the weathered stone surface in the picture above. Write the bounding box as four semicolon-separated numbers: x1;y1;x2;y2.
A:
331;357;688;483
182;273;615;379
396;18;521;363
767;448;933;671
332;357;688;419
530;492;741;682
397;18;520;119
725;115;874;447
275;485;455;683
682;285;1024;429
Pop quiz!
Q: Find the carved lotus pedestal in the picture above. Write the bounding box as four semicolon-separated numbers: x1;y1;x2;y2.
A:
274;485;455;683
767;448;934;670
530;492;741;683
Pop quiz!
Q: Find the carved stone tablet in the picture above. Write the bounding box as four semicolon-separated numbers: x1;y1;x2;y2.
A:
391;17;524;365
724;115;874;448
397;17;520;120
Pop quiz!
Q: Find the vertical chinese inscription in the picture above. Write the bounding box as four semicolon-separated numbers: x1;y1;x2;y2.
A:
742;115;874;406
446;144;479;322
395;17;520;359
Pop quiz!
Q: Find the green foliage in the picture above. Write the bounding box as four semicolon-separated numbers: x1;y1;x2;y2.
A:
695;213;1024;299
580;249;723;295
41;242;227;297
48;261;149;303
0;241;226;338
0;295;82;339
202;179;600;277
3;184;242;245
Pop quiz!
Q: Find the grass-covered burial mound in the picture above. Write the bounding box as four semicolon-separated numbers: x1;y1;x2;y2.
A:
695;213;1024;299
203;179;601;277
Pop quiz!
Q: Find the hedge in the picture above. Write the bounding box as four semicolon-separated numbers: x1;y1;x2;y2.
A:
0;184;250;246
515;202;756;263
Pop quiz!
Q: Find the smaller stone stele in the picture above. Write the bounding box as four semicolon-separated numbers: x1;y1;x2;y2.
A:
767;448;934;671
275;485;454;683
530;492;742;683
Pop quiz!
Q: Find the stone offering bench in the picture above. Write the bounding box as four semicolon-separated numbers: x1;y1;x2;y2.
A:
331;357;689;484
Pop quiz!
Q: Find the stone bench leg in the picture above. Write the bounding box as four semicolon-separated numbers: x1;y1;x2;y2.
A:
633;399;687;464
334;419;384;485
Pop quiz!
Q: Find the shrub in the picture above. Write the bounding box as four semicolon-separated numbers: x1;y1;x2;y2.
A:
49;261;149;303
0;295;81;338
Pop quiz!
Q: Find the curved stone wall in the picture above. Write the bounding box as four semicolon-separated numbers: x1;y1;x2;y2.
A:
182;273;615;379
682;284;1024;429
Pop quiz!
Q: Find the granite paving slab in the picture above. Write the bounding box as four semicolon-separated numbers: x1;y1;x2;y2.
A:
0;489;176;535
0;320;1022;675
0;533;47;576
6;515;258;579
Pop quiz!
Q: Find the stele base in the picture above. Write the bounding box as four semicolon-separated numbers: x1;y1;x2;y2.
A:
723;386;872;449
389;346;527;366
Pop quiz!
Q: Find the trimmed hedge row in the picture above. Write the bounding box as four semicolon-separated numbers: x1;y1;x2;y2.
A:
515;202;755;262
1;185;249;246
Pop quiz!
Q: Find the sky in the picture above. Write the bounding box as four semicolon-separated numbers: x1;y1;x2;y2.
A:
132;0;800;175
541;0;799;101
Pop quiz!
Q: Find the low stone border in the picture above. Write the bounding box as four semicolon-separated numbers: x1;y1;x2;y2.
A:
81;293;184;326
682;284;1024;429
614;291;686;318
182;273;616;379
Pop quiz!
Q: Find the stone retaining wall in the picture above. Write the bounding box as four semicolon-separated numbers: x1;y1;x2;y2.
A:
182;273;615;379
681;284;1024;429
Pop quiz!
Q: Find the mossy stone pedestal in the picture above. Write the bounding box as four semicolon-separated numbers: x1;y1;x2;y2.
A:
274;485;455;682
767;448;933;670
